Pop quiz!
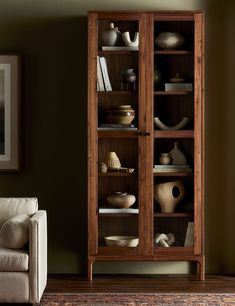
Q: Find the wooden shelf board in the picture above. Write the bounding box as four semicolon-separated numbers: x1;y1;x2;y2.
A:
98;130;139;138
99;213;138;217
99;172;136;177
98;91;136;95
154;247;194;256
154;50;193;55
154;212;192;218
154;172;193;177
154;91;192;95
154;130;194;138
99;50;138;56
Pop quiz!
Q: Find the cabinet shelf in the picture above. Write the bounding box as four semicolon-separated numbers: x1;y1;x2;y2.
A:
98;130;139;138
99;172;136;177
154;50;193;55
154;91;192;96
154;172;193;177
99;50;138;56
98;91;136;96
154;212;192;218
99;213;138;217
154;130;194;138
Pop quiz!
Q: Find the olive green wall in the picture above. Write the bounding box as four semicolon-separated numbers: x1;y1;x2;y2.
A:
0;0;234;274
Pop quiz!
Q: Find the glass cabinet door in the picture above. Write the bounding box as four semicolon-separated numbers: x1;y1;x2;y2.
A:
90;13;148;254
152;15;196;254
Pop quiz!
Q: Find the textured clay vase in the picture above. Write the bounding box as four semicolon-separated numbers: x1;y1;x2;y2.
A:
107;192;136;208
105;105;135;125
105;152;121;170
155;32;185;50
101;22;121;46
154;180;185;212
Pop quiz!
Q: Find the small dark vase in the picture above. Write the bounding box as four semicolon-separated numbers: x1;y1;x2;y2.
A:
121;69;136;91
122;68;136;83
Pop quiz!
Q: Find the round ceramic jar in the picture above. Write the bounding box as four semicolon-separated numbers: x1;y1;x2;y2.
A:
155;32;185;50
105;105;135;125
107;192;136;208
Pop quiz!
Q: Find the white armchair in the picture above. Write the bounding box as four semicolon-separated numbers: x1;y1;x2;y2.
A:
0;198;47;303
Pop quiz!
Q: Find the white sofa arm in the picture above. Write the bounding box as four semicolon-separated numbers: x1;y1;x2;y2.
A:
29;210;47;303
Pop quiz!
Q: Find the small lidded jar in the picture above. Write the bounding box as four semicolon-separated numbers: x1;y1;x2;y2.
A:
159;153;171;165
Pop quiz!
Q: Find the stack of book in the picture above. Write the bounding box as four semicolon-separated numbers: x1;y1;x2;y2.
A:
97;56;112;91
165;83;193;92
153;165;192;173
184;222;194;247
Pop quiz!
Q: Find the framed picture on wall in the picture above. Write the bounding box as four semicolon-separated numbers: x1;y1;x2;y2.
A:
0;55;20;171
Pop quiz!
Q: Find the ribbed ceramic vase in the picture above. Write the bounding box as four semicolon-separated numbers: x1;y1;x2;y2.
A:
154;180;185;212
105;152;121;170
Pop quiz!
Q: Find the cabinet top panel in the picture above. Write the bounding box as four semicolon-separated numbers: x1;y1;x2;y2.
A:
88;10;204;15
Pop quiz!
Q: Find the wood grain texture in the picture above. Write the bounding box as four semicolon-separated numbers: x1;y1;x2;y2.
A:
45;275;235;293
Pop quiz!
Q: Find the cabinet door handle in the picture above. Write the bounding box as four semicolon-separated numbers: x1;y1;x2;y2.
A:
143;132;150;136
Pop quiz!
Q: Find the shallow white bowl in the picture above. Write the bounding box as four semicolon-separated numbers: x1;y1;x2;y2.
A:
154;117;189;130
104;236;139;247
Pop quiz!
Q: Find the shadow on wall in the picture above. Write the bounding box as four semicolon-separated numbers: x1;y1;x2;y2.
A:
205;0;235;274
0;16;88;273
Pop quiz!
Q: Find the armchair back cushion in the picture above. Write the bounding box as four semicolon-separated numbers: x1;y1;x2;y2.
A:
0;214;30;249
0;198;38;229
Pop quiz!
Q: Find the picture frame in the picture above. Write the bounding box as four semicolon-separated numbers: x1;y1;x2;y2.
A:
0;55;20;171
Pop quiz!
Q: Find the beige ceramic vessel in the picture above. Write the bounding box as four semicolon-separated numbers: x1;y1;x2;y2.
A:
154;180;185;212
105;105;135;125
107;192;136;208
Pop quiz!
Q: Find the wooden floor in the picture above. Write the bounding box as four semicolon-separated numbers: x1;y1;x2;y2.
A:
45;274;235;293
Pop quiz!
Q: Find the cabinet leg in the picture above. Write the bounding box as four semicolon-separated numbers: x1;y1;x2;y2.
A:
88;256;94;281
197;257;205;281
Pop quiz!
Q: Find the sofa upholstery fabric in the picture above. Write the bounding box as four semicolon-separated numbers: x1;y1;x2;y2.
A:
0;247;28;271
0;198;47;303
0;198;38;228
0;272;29;303
0;214;30;249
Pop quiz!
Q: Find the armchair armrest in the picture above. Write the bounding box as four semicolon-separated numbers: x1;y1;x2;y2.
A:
29;210;47;303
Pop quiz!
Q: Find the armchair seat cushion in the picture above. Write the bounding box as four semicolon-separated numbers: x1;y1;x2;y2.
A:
0;247;29;271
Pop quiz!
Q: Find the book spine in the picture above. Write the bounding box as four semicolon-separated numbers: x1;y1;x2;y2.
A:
184;222;194;247
99;56;112;91
97;56;105;91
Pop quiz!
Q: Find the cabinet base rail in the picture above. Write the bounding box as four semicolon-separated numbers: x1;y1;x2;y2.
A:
87;255;205;281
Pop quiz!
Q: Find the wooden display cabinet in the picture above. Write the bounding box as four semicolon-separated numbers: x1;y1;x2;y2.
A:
88;11;204;280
